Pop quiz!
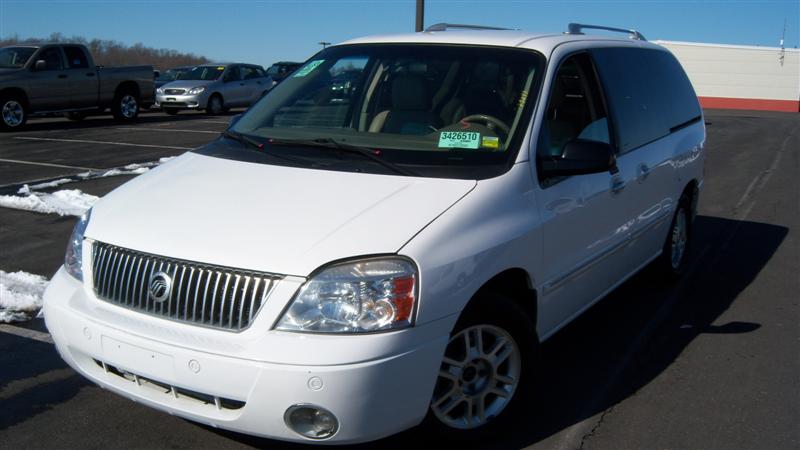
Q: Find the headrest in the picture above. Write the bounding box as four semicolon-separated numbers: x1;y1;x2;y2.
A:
392;75;430;111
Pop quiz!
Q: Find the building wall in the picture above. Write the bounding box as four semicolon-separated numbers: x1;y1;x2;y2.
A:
655;40;800;112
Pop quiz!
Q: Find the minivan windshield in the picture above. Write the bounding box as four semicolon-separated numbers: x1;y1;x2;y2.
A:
183;65;225;81
224;44;544;179
0;47;37;68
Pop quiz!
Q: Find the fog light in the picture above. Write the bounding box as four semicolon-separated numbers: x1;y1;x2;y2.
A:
284;404;338;440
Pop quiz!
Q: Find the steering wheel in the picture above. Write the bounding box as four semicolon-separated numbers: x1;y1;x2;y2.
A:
460;114;510;136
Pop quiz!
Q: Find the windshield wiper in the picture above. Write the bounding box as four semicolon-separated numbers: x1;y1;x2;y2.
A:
266;137;415;176
221;130;307;165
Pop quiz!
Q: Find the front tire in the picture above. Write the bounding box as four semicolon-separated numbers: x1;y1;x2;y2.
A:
112;92;140;121
1;96;28;131
425;292;538;439
206;94;223;115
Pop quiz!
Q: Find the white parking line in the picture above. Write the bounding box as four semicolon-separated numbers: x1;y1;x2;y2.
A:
14;137;192;151
0;158;98;170
116;127;219;134
0;324;53;344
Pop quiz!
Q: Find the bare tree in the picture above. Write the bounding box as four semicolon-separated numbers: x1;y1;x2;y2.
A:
0;34;209;70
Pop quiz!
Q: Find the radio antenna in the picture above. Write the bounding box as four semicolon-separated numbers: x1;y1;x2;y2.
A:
779;18;786;66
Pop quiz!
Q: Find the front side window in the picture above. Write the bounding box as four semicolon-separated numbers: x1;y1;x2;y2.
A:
37;48;63;70
0;47;36;68
538;52;610;159
223;44;544;179
183;65;225;81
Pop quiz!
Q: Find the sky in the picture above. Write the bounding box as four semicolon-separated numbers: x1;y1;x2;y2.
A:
1;0;798;68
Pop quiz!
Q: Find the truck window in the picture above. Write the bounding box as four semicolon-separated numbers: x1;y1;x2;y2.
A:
37;48;64;70
63;46;89;69
539;52;610;157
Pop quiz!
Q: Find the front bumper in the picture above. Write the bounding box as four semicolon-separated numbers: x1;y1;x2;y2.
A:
155;92;208;109
43;267;451;444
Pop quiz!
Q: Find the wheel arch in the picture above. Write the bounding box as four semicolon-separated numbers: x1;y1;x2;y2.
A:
0;87;30;109
681;179;700;224
114;81;141;99
465;267;538;332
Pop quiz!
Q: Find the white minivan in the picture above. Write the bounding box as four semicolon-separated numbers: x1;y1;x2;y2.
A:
43;23;705;444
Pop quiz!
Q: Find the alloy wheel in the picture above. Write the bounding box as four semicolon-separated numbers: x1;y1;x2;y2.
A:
431;324;521;429
2;100;24;127
120;95;138;119
671;208;687;269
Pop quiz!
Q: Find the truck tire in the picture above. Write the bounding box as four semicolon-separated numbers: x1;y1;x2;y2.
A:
0;95;28;131
112;91;140;122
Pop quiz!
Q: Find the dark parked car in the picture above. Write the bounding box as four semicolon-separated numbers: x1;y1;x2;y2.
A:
266;61;302;86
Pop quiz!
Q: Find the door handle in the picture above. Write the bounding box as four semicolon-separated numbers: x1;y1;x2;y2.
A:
637;163;651;181
611;176;626;194
58;74;68;79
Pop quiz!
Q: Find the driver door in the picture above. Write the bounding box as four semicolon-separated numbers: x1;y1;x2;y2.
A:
27;47;70;112
534;52;638;335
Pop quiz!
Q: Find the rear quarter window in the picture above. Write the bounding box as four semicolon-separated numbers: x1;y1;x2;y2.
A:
591;47;701;154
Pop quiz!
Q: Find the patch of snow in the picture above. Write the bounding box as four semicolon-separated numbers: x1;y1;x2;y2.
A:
17;178;74;194
0;189;98;216
0;270;49;323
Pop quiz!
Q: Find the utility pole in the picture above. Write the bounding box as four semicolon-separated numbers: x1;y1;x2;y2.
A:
415;0;424;32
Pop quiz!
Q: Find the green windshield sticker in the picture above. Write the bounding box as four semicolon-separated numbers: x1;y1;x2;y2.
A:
293;60;325;77
438;131;480;149
481;136;500;149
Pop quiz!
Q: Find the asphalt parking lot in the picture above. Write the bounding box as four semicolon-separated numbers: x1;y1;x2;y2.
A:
0;109;797;450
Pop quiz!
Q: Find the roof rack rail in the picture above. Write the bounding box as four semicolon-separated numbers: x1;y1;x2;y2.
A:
424;23;513;32
566;23;646;41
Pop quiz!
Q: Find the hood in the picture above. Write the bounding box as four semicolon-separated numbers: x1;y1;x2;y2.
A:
160;79;217;90
87;152;476;276
0;68;24;80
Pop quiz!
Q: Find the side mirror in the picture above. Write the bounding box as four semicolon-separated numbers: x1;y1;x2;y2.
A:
540;139;616;177
229;114;242;127
34;60;47;71
154;70;160;79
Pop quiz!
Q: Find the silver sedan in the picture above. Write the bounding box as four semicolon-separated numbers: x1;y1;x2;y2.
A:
156;63;273;115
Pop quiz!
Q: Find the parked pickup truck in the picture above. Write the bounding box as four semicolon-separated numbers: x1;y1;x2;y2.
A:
0;43;154;130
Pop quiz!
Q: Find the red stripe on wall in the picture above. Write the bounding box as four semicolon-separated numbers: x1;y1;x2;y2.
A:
699;96;800;112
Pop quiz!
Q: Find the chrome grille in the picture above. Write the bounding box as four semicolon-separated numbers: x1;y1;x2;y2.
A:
164;88;185;95
90;242;282;331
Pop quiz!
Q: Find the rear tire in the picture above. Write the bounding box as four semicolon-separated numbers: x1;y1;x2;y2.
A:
657;194;692;278
423;291;538;440
206;94;223;115
0;95;28;131
164;108;180;115
112;91;140;122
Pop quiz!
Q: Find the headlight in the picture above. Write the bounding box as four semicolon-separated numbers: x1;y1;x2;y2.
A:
275;257;417;333
156;87;164;94
188;86;205;94
64;209;91;280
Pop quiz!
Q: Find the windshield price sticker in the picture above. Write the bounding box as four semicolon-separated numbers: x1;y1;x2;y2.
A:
438;131;480;149
293;60;325;78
